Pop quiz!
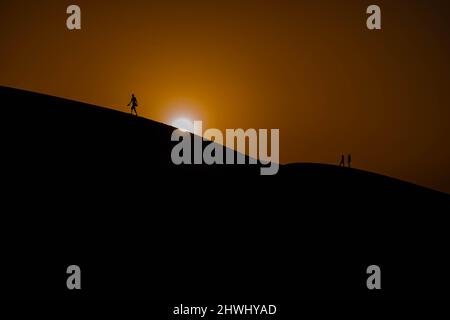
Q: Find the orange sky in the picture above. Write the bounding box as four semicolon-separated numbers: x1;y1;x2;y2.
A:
1;0;449;193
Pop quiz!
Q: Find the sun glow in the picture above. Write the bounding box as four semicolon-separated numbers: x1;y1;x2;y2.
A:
171;118;194;133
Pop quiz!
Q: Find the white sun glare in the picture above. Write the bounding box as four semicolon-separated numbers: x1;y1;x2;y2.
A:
171;118;194;133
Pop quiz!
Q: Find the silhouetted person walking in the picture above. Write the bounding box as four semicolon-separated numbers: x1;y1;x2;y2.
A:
347;154;352;168
339;154;345;167
128;94;138;116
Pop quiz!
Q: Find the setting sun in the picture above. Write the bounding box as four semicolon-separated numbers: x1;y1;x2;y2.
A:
171;118;194;133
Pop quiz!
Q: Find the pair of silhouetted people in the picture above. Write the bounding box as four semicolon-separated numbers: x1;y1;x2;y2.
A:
339;154;352;168
128;94;138;116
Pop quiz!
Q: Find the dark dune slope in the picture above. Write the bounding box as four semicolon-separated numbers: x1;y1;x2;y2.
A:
0;86;449;299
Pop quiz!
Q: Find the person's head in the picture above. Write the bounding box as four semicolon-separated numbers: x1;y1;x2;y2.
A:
132;94;135;97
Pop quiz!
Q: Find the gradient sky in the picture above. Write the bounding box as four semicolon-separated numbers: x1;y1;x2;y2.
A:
1;0;449;193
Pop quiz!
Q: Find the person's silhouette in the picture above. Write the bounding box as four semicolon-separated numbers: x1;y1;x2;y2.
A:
339;154;345;167
347;154;352;168
128;94;138;116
